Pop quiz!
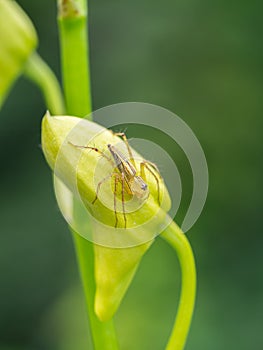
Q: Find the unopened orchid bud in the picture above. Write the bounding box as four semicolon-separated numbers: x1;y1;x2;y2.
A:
41;112;172;320
42;113;170;226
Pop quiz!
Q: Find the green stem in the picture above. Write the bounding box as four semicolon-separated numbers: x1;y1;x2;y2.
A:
162;221;196;350
24;52;65;115
57;0;91;116
57;1;119;349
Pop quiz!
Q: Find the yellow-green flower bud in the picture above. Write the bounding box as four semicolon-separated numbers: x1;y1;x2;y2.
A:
94;242;152;321
41;112;172;320
42;113;170;229
0;0;38;107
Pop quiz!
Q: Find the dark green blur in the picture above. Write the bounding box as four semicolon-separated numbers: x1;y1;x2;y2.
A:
0;0;262;349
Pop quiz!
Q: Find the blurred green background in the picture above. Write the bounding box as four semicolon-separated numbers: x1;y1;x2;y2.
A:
1;0;262;349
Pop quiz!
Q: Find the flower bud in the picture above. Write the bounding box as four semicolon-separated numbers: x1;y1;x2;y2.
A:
0;0;38;107
94;241;152;321
42;113;171;228
41;112;171;320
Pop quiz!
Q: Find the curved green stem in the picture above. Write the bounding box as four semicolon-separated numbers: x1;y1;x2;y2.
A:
162;221;196;350
24;52;65;115
57;1;119;349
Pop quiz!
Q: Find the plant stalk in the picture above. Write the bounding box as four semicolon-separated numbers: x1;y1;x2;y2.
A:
162;221;196;350
57;0;91;116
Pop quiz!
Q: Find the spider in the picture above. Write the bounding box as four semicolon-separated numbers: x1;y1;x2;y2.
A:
69;132;161;228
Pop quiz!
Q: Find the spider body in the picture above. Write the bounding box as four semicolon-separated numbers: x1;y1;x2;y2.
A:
107;144;148;199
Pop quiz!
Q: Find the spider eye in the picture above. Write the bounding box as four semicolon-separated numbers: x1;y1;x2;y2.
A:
141;183;147;191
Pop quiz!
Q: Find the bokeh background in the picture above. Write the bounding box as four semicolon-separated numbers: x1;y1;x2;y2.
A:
1;0;262;349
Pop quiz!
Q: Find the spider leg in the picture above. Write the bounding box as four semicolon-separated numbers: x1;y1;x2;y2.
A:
113;173;119;228
144;160;162;178
140;161;161;205
68;141;115;167
92;173;112;204
121;172;127;228
112;172;127;229
114;132;136;170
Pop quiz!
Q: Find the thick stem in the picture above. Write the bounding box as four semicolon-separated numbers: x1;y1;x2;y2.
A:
162;221;196;350
57;0;91;116
57;1;119;349
24;52;65;115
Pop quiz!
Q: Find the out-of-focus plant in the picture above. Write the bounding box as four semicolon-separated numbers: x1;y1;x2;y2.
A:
0;0;37;106
0;1;197;349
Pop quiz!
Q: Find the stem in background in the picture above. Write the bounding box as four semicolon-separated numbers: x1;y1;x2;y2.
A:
57;1;119;349
162;221;196;350
24;52;65;115
57;0;91;116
